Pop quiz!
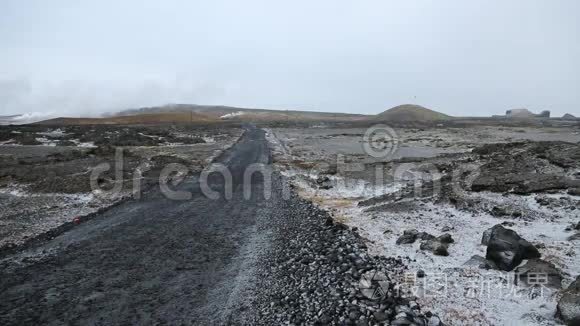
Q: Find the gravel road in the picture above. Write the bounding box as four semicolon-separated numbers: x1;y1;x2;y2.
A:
0;127;438;326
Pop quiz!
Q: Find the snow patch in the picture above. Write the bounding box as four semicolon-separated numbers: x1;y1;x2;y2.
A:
34;137;57;146
70;139;97;148
220;111;245;119
37;128;68;137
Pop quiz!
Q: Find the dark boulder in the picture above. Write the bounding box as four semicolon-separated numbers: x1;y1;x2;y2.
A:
491;206;509;216
437;233;454;244
396;229;419;244
483;224;541;271
396;230;451;256
396;229;439;245
315;175;333;190
557;276;580;325
420;240;449;256
569;233;580;241
418;231;436;241
568;188;580;196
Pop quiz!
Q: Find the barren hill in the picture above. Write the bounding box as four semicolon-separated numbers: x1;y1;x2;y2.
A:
115;104;367;122
376;104;451;122
35;112;216;125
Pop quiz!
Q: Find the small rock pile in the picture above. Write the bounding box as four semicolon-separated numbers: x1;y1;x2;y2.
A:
396;229;454;256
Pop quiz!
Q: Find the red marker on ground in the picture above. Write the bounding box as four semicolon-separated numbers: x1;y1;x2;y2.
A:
73;217;81;224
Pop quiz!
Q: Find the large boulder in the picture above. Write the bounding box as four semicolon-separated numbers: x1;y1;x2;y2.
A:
483;224;541;271
557;276;580;325
514;259;563;289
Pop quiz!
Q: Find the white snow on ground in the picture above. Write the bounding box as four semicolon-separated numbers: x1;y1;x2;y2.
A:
0;139;17;145
0;184;129;248
137;132;162;139
266;128;579;326
34;137;58;146
287;174;578;325
202;136;216;143
340;199;577;326
69;139;97;148
220;111;245;119
0;184;94;202
37;128;68;137
280;168;404;200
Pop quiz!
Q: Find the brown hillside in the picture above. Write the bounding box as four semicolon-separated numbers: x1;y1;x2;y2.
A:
35;112;216;125
377;104;451;122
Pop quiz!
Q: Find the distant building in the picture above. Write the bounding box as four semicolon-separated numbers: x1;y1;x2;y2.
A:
537;110;550;118
505;108;550;119
506;109;533;118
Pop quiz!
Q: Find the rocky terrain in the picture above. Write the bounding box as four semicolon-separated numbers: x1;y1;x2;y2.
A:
1;120;579;325
267;124;580;325
0;126;446;326
0;124;242;253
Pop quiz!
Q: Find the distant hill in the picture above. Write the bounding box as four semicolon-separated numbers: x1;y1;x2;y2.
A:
0;113;56;125
0;115;23;125
114;104;367;122
562;113;576;120
376;104;451;122
35;112;216;125
114;104;244;118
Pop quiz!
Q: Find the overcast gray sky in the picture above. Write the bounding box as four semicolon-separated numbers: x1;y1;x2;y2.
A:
1;0;579;118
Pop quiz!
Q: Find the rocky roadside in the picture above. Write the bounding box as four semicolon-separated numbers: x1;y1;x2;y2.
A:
265;127;580;325
248;173;444;326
